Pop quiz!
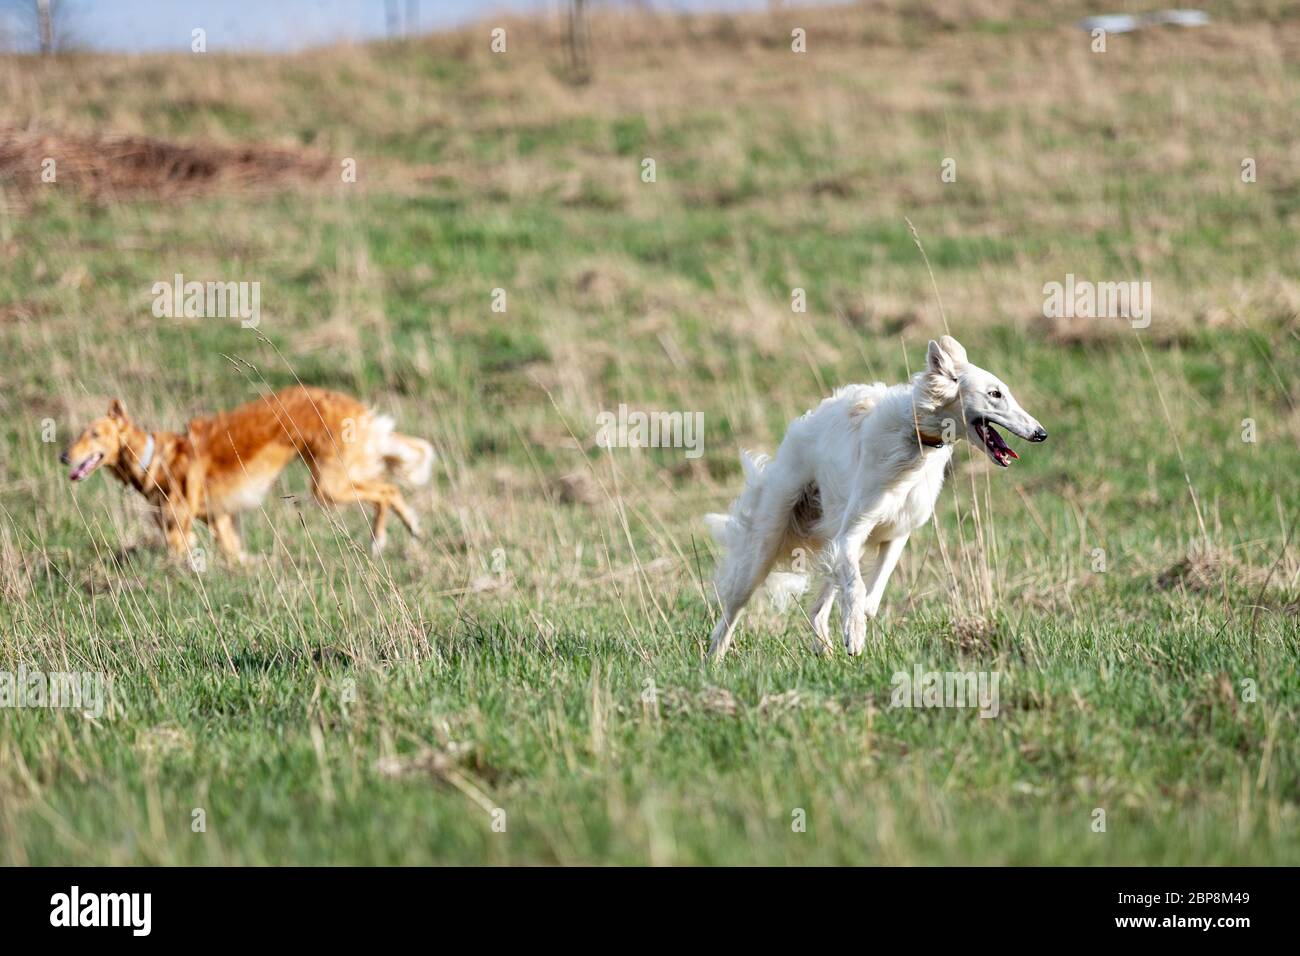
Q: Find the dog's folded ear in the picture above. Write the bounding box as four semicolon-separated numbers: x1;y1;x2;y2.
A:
926;340;959;380
938;335;968;367
107;398;128;422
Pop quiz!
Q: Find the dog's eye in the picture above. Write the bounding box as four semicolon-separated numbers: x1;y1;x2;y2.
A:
988;389;1002;400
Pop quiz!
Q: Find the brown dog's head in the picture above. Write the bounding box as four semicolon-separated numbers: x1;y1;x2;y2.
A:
61;399;131;482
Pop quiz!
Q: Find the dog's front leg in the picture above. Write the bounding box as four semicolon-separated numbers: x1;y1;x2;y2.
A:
158;493;198;562
832;518;877;656
211;514;249;566
170;464;209;565
162;515;196;560
862;535;909;618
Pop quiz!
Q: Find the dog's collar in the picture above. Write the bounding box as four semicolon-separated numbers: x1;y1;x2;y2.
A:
137;433;155;471
917;431;946;449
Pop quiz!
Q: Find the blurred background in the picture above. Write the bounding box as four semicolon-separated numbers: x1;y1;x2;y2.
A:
4;1;834;53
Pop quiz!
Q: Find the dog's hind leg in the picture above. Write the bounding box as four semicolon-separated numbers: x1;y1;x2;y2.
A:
707;608;744;662
312;465;419;555
369;501;391;556
707;508;791;662
383;488;420;539
809;580;836;655
355;480;420;542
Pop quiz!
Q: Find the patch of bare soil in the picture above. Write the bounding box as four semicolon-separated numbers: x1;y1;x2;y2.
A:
0;128;334;201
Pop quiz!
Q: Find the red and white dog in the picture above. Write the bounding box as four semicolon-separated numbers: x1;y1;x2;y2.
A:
62;386;434;562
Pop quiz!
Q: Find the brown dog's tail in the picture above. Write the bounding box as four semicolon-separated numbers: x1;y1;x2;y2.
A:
380;426;435;486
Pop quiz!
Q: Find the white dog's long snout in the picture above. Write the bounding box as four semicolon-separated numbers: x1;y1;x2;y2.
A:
981;409;1047;442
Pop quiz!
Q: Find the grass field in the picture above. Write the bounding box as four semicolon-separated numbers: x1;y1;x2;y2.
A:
0;1;1297;865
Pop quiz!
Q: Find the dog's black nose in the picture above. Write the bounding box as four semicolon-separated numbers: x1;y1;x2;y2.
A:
59;450;70;465
1032;427;1048;442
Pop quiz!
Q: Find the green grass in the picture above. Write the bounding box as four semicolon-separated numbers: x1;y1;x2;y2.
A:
0;550;1295;864
0;2;1297;864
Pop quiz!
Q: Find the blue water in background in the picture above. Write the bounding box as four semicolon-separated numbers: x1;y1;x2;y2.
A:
5;0;838;53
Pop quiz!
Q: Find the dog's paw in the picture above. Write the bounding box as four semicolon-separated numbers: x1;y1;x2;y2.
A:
843;618;867;656
810;627;836;656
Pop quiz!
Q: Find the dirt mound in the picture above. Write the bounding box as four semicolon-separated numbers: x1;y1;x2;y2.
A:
1155;544;1299;604
947;615;1000;656
1157;548;1230;593
0;128;334;201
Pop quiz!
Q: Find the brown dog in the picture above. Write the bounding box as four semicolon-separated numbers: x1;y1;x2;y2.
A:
62;386;434;562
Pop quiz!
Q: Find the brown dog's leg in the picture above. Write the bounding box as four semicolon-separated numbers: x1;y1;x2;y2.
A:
369;501;390;556
355;480;419;541
374;484;420;539
162;514;198;563
211;514;248;565
158;461;206;565
311;468;418;555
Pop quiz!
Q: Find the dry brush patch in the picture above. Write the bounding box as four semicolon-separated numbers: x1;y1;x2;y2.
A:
0;128;336;203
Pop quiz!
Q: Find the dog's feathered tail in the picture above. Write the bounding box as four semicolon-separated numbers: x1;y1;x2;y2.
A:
705;450;808;612
374;414;435;486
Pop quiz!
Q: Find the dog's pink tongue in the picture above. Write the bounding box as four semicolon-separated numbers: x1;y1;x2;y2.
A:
1007;448;1019;460
69;456;97;480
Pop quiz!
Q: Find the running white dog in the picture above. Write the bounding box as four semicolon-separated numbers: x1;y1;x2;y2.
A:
705;335;1046;661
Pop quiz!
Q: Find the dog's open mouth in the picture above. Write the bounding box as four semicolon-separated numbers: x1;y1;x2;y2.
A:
69;452;104;481
972;418;1019;468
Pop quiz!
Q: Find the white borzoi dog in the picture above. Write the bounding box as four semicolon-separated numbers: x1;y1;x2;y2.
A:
705;335;1046;661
